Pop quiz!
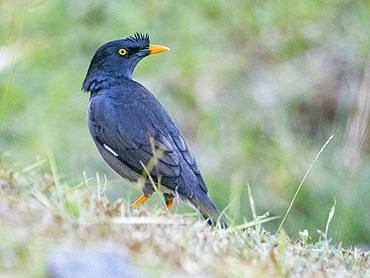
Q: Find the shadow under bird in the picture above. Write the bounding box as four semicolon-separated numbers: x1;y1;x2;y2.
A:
82;33;228;228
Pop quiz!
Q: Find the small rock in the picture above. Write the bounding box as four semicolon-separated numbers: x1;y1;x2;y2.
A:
47;247;141;278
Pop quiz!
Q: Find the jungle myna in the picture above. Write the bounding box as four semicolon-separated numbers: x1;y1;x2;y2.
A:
83;33;227;228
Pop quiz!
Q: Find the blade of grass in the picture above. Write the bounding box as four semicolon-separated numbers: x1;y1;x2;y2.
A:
47;148;64;210
139;160;166;208
21;160;46;173
0;50;16;130
47;149;61;188
247;183;260;232
235;216;280;230
0;4;26;131
325;198;336;240
275;133;335;236
317;198;336;250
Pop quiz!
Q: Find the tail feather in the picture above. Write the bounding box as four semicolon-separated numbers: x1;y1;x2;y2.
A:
190;193;228;229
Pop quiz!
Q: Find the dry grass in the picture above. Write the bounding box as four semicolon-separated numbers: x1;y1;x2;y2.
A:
0;164;369;277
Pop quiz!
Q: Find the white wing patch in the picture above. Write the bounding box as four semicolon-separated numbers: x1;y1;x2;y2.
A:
103;144;118;157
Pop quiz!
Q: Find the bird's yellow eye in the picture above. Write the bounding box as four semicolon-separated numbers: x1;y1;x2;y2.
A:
119;49;127;56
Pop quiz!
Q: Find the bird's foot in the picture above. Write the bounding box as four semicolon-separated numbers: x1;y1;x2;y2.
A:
165;198;173;211
131;194;153;209
163;193;174;211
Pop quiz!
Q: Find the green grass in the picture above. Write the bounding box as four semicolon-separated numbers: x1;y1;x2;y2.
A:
0;162;368;277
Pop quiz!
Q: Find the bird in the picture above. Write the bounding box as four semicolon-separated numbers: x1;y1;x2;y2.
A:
82;33;228;228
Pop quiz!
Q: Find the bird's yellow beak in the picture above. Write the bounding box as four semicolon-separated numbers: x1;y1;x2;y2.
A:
149;45;169;55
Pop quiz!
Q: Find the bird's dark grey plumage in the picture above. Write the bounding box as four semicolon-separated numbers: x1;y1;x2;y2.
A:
83;33;227;228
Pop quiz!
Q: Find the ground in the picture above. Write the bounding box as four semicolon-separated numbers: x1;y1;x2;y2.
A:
0;165;369;277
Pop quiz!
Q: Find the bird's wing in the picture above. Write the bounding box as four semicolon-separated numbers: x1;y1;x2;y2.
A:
171;133;208;193
88;94;200;197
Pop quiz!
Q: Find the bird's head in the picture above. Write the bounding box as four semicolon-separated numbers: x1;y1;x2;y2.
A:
83;33;169;92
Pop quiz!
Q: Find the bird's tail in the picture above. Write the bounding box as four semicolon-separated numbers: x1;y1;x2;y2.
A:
190;193;228;229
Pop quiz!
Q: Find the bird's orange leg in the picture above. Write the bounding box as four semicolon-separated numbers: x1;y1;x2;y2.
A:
166;198;174;211
131;194;153;209
163;193;174;211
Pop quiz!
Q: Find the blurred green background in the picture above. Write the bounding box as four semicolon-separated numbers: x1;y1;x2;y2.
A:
1;0;369;246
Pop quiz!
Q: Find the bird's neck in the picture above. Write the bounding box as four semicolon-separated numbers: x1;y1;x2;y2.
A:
82;71;133;93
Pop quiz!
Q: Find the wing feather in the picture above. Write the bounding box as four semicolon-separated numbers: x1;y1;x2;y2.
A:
88;88;205;197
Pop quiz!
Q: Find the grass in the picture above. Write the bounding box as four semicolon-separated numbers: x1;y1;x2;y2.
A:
0;161;369;277
276;133;335;236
